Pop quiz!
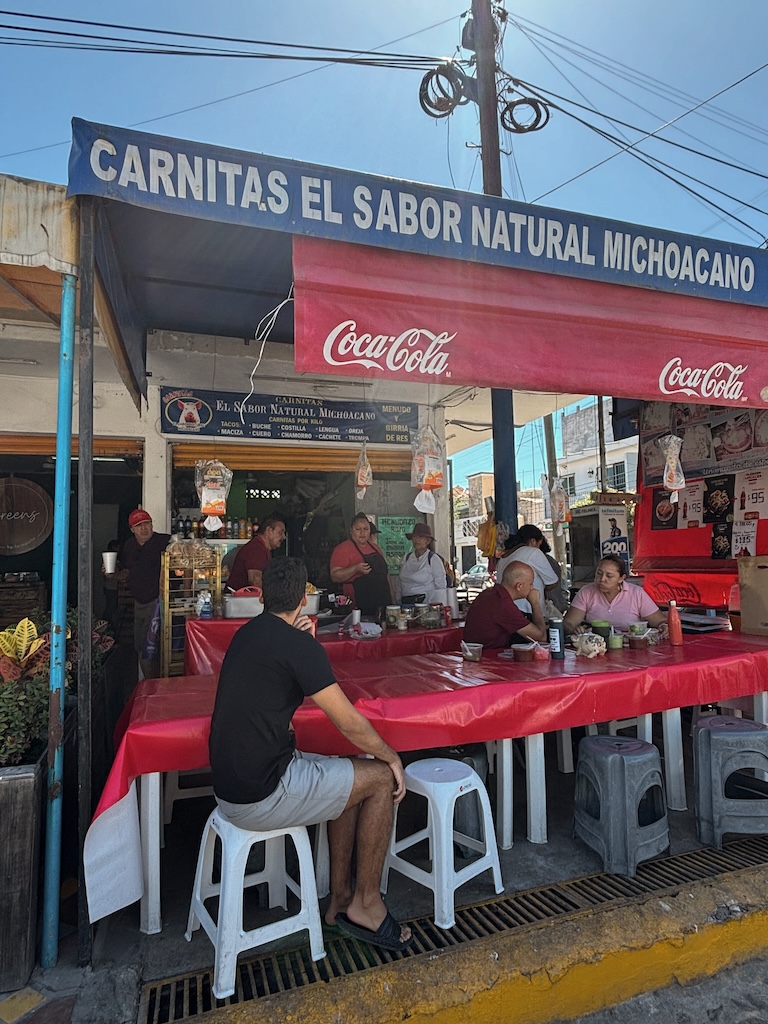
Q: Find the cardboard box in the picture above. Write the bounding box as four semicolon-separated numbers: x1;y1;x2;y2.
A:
737;556;768;635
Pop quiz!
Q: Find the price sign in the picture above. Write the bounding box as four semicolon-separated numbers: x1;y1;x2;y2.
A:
600;536;629;573
735;469;768;519
679;480;705;528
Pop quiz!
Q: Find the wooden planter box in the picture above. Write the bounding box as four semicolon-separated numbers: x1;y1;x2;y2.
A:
0;757;44;990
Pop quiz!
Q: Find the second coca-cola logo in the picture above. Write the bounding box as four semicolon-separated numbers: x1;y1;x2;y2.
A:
652;579;702;604
658;357;747;401
323;320;454;376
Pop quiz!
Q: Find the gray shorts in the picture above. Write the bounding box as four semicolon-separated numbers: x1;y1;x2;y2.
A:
216;751;355;832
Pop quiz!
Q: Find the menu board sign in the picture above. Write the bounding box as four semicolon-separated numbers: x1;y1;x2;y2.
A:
640;402;768;486
160;387;418;445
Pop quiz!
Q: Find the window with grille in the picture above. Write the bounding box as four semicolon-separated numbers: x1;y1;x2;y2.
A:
562;474;576;498
606;462;626;491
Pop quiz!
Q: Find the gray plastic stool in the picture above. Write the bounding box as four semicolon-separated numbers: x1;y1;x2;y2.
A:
573;735;669;877
694;715;768;849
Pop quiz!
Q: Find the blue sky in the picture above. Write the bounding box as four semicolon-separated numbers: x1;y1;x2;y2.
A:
3;2;768;485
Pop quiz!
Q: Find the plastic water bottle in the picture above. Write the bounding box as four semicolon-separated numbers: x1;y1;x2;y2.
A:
548;618;565;660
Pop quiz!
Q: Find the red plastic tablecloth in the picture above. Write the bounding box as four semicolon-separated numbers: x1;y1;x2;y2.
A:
97;632;768;822
183;617;463;675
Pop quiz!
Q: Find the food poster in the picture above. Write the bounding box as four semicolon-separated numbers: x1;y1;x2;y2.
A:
732;519;758;558
678;480;706;527
376;516;418;575
651;488;679;530
711;522;733;559
640;403;768;487
734;469;768;519
703;475;735;524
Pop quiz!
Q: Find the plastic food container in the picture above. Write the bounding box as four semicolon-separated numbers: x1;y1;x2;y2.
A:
222;593;264;618
462;642;483;662
511;643;536;662
304;592;320;616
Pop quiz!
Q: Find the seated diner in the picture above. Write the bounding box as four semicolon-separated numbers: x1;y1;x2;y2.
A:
463;561;547;648
563;554;668;634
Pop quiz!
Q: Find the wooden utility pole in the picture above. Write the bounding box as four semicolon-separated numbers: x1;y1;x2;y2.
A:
544;413;567;568
471;0;519;533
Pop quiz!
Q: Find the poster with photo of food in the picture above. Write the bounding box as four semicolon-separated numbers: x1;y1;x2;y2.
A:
678;480;705;527
641;402;672;434
672;403;710;427
734;469;768;519
679;423;713;475
651;488;679;530
711;522;733;560
703;475;735;524
711;411;753;464
732;519;757;558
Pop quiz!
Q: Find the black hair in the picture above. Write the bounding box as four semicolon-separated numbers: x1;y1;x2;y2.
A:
257;514;285;536
262;556;307;613
505;523;545;552
597;553;627;577
350;512;376;533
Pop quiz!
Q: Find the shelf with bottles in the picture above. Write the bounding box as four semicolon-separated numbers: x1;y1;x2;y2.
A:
173;508;260;543
160;546;222;676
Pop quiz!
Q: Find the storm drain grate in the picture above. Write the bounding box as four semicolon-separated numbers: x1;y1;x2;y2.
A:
137;834;768;1023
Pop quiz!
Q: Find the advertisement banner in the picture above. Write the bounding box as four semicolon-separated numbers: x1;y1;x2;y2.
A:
160;386;417;444
292;236;768;408
597;504;629;572
376;516;418;575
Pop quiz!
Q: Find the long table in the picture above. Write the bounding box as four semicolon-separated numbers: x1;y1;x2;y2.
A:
184;617;464;675
85;633;768;934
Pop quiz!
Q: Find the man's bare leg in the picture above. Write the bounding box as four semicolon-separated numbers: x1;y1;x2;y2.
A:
326;759;410;943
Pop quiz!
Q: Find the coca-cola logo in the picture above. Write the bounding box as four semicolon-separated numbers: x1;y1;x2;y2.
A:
652;579;701;604
323;320;454;376
658;357;747;401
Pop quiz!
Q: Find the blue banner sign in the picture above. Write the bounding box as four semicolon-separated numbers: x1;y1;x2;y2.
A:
68;118;768;308
160;386;417;444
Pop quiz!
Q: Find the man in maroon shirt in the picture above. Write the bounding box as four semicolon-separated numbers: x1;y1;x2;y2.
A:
226;515;286;591
463;561;547;648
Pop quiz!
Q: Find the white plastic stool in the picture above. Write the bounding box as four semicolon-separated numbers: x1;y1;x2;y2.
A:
382;757;503;929
185;808;325;1000
163;769;214;825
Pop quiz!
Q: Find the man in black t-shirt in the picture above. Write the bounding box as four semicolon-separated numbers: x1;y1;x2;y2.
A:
209;557;412;953
115;509;170;679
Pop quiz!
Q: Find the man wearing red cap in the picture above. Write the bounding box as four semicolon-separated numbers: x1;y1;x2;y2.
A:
119;509;170;679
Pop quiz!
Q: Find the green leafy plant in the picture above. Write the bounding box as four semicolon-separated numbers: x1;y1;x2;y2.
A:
0;614;115;768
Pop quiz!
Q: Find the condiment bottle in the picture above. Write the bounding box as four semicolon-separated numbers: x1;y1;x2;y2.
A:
548;617;565;660
667;600;684;646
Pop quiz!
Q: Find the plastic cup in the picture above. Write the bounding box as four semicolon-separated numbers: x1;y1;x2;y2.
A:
511;643;535;663
628;635;648;650
102;551;117;573
385;605;400;628
607;633;624;650
628;621;648;636
462;642;483;662
590;620;611;641
396;616;408;632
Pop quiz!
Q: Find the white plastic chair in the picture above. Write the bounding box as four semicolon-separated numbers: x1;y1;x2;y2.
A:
185;808;325;1000
382;757;503;929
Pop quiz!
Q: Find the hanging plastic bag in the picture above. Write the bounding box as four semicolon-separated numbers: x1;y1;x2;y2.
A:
355;442;373;500
195;460;233;531
550;477;571;537
657;434;685;501
477;514;497;559
411;425;444;512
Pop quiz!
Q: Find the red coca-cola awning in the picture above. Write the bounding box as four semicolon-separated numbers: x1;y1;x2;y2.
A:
293;235;768;409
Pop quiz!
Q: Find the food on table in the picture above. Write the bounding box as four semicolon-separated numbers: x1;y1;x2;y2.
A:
572;632;607;658
305;582;318;594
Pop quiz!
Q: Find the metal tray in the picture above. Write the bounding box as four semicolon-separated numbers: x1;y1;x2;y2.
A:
222;594;263;618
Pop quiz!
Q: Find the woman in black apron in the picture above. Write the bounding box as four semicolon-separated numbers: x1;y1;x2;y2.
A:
330;513;392;616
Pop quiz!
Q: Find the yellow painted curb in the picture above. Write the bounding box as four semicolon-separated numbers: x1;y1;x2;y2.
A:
197;863;768;1024
0;987;45;1024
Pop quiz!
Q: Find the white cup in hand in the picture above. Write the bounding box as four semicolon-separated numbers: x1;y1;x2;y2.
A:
102;551;117;573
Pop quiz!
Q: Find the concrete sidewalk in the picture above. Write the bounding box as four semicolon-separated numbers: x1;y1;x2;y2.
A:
3;723;768;1024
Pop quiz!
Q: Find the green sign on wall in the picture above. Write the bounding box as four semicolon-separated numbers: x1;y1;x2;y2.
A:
376;516;418;575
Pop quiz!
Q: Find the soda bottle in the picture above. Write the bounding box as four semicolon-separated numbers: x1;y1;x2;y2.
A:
183;515;191;539
667;600;684;646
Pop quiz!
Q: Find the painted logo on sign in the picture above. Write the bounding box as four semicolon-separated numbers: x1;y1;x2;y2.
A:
162;393;214;432
323;320;454;376
658;358;747;401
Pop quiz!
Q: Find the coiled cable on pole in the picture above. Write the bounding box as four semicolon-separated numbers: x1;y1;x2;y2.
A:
419;62;470;119
500;96;550;133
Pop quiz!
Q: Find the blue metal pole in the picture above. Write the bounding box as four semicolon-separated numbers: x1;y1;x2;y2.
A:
40;272;77;968
491;388;519;532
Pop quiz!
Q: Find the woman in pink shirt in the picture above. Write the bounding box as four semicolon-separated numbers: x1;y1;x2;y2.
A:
564;554;667;634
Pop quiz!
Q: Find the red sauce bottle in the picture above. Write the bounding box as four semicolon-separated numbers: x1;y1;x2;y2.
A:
667;600;683;646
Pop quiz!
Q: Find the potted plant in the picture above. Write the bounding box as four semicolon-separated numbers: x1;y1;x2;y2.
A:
0;615;114;990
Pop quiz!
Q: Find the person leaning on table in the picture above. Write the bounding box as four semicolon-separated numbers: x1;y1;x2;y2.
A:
563;553;668;635
209;556;413;952
463;561;548;649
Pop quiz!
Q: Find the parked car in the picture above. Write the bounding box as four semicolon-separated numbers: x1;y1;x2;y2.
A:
458;563;495;592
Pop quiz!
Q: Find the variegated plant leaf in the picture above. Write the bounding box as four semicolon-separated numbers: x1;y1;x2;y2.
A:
12;619;39;661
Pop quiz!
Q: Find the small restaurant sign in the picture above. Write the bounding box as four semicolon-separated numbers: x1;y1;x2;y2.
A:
0;478;54;556
160;387;417;445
